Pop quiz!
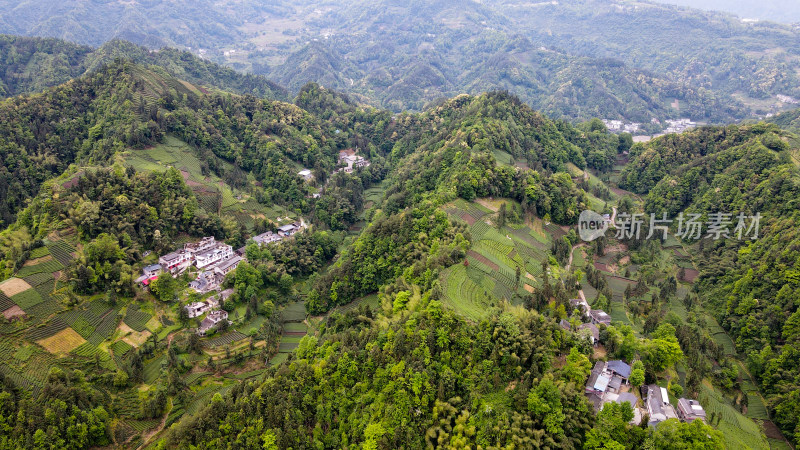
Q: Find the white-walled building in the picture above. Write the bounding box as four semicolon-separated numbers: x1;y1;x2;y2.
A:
195;243;234;269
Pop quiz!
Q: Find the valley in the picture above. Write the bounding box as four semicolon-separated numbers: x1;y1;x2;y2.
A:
0;4;798;448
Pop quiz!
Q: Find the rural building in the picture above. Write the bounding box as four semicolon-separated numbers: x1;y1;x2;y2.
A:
570;298;590;318
643;384;678;427
677;398;707;423
189;271;220;293
253;231;282;246
214;256;242;276
578;323;600;345
298;169;313;181
607;360;631;383
159;250;191;275
560;319;571;331
278;222;302;237
185;301;211;318
590;309;612;326
142;264;162;278
184;237;217;256
197;310;229;335
195;243;234;269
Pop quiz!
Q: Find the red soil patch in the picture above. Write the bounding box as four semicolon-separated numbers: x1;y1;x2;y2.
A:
680;268;699;283
461;213;477;225
761;421;786;440
594;262;611;272
283;331;307;337
468;250;499;271
2;305;26;321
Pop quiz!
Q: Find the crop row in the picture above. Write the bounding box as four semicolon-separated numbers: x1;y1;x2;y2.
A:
0;292;14;311
123;307;152;332
26;318;68;341
202;331;248;348
47;241;76;266
16;259;64;277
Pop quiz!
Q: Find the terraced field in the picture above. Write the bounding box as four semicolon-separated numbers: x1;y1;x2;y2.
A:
700;383;770;450
121;135;295;229
440;199;564;318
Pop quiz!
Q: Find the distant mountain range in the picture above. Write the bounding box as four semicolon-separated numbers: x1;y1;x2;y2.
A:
1;0;799;124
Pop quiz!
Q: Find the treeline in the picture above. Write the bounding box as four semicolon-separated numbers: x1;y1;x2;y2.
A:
619;123;781;194
635;124;800;445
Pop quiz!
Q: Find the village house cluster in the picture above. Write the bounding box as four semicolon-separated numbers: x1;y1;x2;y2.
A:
242;221;304;253
147;236;244;295
566;297;707;427
602;119;641;134
583;356;707;427
135;222;307;335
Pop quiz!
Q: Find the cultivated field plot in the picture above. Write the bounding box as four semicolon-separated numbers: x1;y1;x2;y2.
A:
441;199;567;318
46;240;76;266
700;383;770;450
0;278;33;297
282;301;307;322
202;331;248;348
16;259;63;277
123;306;152;333
10;288;45;310
36;327;86;355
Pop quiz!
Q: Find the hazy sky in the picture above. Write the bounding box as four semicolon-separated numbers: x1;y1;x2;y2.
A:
652;0;800;23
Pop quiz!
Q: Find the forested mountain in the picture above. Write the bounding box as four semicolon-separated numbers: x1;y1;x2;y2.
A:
0;45;798;447
2;1;799;123
0;35;286;100
622;124;800;443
